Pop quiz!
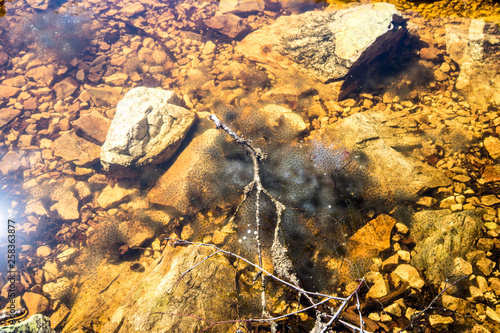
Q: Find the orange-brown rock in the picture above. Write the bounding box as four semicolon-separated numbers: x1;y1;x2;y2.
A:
52;131;101;166
347;214;396;261
0;108;21;128
54;77;79;99
148;128;220;215
72;111;111;145
0;84;21;100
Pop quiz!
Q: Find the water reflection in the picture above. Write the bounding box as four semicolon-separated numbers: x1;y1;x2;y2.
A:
0;0;499;331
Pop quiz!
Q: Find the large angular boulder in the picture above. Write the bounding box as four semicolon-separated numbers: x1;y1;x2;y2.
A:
62;245;237;333
312;112;452;205
235;3;406;97
100;88;196;178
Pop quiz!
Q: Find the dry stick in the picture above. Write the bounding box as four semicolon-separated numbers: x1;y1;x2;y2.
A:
168;238;346;301
207;115;367;332
209;114;269;316
165;239;370;332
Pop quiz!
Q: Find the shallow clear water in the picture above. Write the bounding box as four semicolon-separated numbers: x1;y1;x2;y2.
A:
0;0;500;332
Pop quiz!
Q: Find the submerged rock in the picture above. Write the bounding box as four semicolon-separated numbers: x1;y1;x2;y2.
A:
204;13;250;39
236;3;406;97
0;313;55;333
445;19;500;109
0;108;21;129
100;87;196;178
312;112;451;205
72;111;111;146
219;0;265;15
52;130;101;167
84;85;122;108
147;128;221;215
63;245;237;333
411;209;484;287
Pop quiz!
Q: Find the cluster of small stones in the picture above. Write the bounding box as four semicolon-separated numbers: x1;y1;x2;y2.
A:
0;0;500;331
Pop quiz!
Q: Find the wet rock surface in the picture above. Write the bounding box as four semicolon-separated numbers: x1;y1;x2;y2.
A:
236;3;406;96
411;209;485;286
0;0;500;332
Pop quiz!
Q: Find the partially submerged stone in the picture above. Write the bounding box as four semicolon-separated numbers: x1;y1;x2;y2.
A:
101;87;196;177
236;3;406;97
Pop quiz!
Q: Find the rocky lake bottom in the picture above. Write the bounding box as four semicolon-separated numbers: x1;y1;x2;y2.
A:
0;0;500;332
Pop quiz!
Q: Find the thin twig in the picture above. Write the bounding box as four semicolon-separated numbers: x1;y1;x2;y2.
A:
319;278;365;333
154;296;335;332
172;249;222;290
398;275;470;332
166;238;345;301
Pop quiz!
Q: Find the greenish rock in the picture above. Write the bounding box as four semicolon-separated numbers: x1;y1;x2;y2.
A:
411;209;485;287
0;314;55;333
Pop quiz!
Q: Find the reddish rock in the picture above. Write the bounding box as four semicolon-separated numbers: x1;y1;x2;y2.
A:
84;84;122;108
54;77;79;99
219;0;265;15
0;85;21;100
204;13;249;39
52;131;101;166
23;97;38;110
148;129;220;214
0;52;9;67
420;47;441;61
121;3;145;17
0;151;22;176
0;108;21;128
72;111;111;145
25;65;55;86
482;165;500;183
2;75;27;87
